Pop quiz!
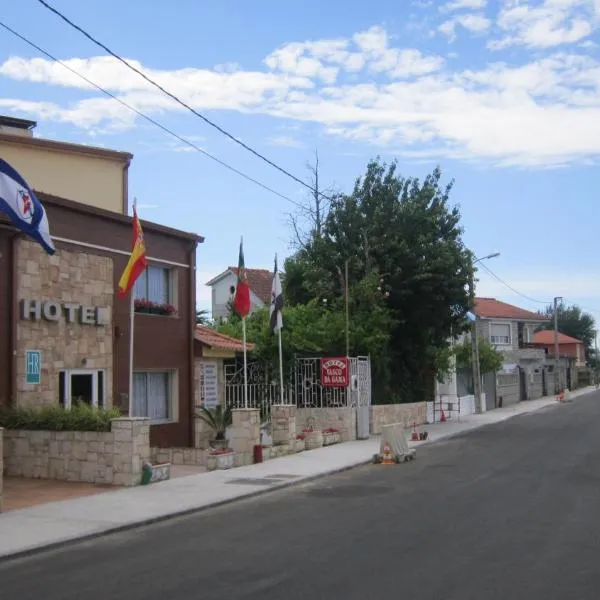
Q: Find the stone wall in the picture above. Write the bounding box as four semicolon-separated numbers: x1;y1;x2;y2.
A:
271;405;296;445
496;373;520;406
2;418;149;486
370;403;427;435
296;408;356;442
17;239;114;408
229;409;260;454
151;447;206;466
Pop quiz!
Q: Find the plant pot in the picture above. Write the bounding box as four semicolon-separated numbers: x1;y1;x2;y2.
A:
419;431;429;441
295;439;306;452
304;430;323;450
209;438;229;451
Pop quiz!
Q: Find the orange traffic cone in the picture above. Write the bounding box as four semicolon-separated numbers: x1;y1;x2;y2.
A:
381;442;394;465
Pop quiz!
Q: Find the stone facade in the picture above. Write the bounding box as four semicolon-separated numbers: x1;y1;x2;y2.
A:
229;408;260;455
2;418;149;486
271;405;296;446
193;415;215;450
296;407;356;442
16;239;113;408
151;447;206;466
370;403;427;435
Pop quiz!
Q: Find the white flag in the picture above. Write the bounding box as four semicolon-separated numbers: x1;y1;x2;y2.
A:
0;158;55;254
270;255;283;333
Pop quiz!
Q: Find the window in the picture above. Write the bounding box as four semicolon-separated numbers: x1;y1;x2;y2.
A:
132;371;175;422
134;266;175;315
491;323;511;345
59;370;106;409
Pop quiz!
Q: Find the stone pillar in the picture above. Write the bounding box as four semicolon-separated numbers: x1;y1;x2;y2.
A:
193;415;214;449
110;417;150;486
271;405;296;446
0;427;3;512
229;409;260;455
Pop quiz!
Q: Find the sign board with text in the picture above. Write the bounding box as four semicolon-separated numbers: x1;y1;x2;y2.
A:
202;361;219;408
25;350;41;385
320;357;350;388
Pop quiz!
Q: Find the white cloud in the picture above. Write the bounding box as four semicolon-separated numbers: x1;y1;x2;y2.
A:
439;13;492;41
266;135;306;148
488;0;595;50
442;0;488;11
3;25;600;167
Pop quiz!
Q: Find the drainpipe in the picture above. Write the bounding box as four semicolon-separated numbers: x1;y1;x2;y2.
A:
9;231;19;407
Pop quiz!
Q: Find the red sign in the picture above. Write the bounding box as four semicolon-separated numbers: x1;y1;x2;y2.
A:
321;357;350;388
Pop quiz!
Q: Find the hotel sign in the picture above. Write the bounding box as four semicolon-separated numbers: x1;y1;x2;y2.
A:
20;299;108;326
25;350;41;384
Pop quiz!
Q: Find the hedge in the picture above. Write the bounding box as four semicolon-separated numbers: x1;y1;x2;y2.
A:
0;404;122;432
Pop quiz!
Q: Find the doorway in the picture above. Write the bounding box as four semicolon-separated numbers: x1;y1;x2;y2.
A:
59;369;105;408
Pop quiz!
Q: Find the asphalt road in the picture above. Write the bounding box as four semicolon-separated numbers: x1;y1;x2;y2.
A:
2;394;600;599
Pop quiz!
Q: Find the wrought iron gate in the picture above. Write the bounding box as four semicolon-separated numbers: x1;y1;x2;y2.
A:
224;356;372;437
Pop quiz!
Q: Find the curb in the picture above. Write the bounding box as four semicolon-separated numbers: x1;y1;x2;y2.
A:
0;457;373;564
1;387;596;563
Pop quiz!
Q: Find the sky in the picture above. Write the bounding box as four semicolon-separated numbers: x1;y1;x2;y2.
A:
1;0;600;323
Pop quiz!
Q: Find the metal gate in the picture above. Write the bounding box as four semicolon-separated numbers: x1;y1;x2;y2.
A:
224;356;372;437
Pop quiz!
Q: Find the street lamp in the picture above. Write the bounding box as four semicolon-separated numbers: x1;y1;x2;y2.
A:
470;252;501;414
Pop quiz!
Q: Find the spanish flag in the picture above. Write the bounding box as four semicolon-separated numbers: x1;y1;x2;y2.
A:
118;205;147;297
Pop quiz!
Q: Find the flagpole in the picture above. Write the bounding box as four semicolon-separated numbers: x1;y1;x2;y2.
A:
128;289;135;417
242;316;248;409
278;327;284;404
128;197;137;417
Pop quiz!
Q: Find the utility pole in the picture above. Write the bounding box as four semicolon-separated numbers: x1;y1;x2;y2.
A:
553;296;562;393
471;252;500;413
345;259;350;358
595;329;598;388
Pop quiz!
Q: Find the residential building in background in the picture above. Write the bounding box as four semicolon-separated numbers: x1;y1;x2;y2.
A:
531;330;587;368
0;115;132;214
206;267;274;320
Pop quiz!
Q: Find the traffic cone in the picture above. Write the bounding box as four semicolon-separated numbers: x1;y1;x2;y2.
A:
411;421;419;441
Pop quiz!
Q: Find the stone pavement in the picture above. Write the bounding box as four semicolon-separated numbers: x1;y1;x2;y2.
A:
0;386;595;561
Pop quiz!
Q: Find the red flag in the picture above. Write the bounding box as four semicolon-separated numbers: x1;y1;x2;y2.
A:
233;238;251;317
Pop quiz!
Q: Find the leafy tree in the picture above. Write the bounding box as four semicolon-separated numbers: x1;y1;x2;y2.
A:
454;337;504;374
537;302;596;361
284;158;474;403
195;309;210;325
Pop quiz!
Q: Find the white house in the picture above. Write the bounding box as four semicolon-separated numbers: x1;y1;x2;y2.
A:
206;267;274;320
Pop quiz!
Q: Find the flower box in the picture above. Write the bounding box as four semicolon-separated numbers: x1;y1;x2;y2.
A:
206;449;235;470
134;299;177;317
295;438;306;452
304;429;323;450
141;461;171;485
322;428;341;445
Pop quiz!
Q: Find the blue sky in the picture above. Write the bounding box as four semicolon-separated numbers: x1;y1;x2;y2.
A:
1;0;600;321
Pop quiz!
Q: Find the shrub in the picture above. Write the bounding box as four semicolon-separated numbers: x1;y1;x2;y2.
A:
0;404;122;432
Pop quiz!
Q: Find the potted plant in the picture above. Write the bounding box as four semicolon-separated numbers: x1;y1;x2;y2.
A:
196;404;232;451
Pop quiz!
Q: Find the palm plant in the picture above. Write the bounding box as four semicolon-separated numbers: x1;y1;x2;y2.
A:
196;404;232;441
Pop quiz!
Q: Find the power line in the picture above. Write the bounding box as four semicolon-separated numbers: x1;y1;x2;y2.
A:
477;262;551;305
36;0;333;203
0;20;306;211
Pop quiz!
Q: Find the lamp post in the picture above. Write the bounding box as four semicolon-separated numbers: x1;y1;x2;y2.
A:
553;296;562;393
471;252;500;414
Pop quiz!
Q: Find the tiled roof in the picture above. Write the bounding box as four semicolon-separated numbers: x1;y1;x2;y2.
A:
227;267;273;304
195;325;255;352
474;297;549;321
532;330;583;345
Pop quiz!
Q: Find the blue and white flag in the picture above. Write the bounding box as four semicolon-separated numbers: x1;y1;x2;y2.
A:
0;158;55;255
466;311;476;322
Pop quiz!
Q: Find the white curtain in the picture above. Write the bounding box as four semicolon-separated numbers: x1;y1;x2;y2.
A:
132;372;147;417
148;266;168;304
148;372;169;420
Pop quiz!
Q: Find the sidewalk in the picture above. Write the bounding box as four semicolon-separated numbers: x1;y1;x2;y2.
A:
0;386;595;560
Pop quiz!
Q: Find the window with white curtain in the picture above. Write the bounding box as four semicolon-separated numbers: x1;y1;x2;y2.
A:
134;265;171;304
490;323;511;345
132;371;173;422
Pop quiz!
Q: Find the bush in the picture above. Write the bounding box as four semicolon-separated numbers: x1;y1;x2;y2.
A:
0;404;122;432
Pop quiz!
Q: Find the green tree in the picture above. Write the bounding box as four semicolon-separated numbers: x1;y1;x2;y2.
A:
195;309;210;325
454;337;504;374
538;302;596;361
284;158;474;403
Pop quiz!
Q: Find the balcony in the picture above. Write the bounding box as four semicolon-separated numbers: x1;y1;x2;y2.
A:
518;343;547;361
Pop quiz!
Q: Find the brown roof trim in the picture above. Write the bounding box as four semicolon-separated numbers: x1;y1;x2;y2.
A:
0;132;133;162
38;191;204;243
